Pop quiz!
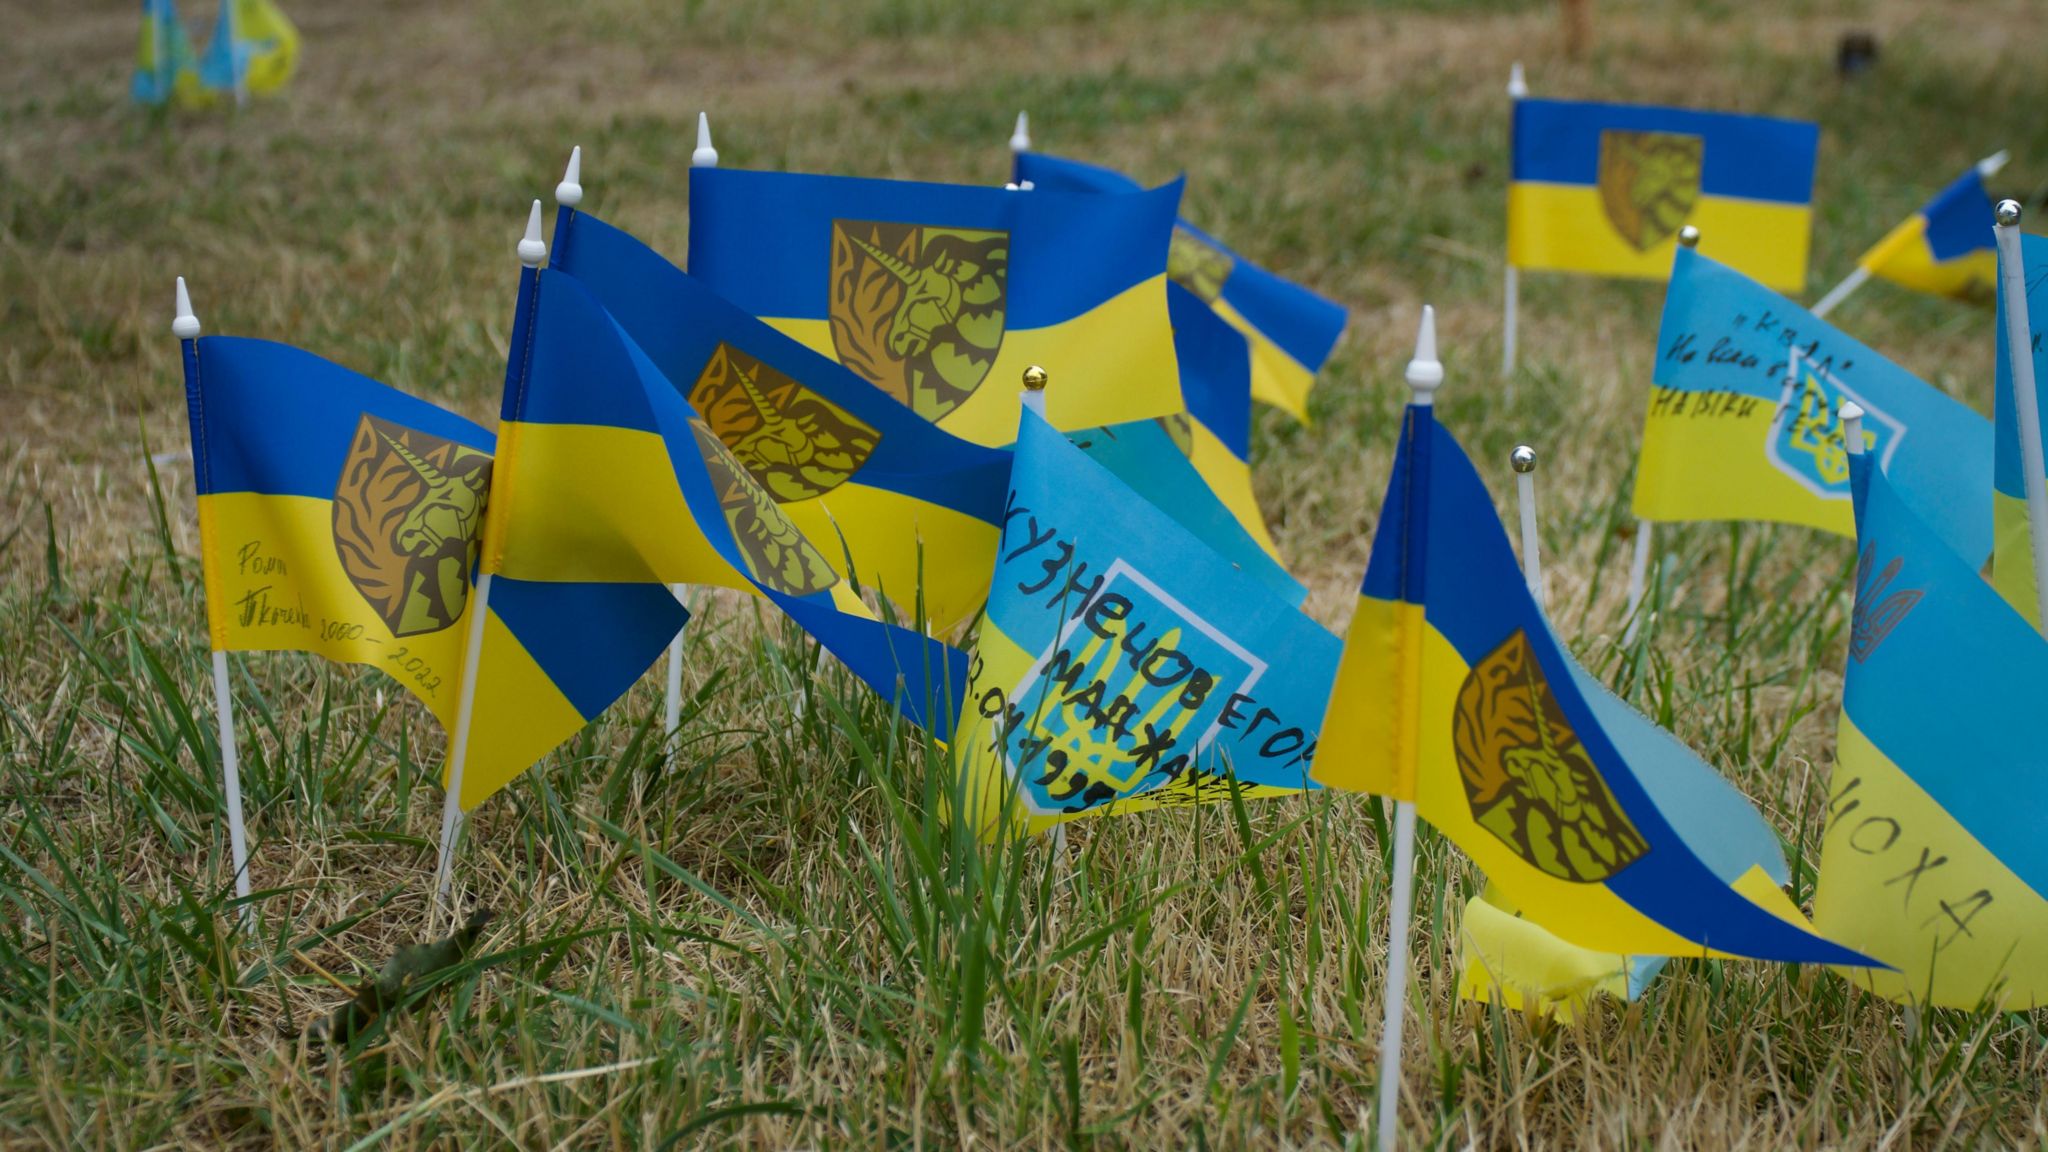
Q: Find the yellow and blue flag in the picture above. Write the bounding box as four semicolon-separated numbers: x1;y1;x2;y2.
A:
1813;448;2048;1008
1063;283;1298;601
1856;164;1998;304
1633;248;1990;562
1991;230;2048;621
180;335;686;812
1317;403;1870;963
687;168;1184;447
957;407;1337;838
1457;885;1664;1021
1509;99;1818;291
132;0;201;107
548;204;1010;631
196;0;299;99
482;261;965;734
1013;151;1348;422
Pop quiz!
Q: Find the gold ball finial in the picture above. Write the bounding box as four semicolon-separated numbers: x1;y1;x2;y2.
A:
1677;225;1701;249
1022;365;1048;391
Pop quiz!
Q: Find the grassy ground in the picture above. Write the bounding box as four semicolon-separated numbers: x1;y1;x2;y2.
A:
6;0;2048;1147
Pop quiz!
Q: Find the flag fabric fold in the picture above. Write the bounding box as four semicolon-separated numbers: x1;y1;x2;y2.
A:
483;264;966;736
1013;150;1347;422
956;408;1337;839
549;205;1011;631
1509;98;1818;291
181;335;685;812
687;167;1185;446
1856;164;1998;304
1633;248;1989;562
1814;450;2048;1008
1317;404;1871;964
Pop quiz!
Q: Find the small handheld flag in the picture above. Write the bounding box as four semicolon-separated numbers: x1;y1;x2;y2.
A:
1318;390;1871;963
954;405;1337;839
548;200;1011;631
176;292;685;819
1013;149;1348;423
196;0;299;102
687;167;1185;446
1831;154;2004;312
132;0;201;107
1509;98;1819;291
1991;217;2048;625
1632;245;1990;562
1814;410;2048;1009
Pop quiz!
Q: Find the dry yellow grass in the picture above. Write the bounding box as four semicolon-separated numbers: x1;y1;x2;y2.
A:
4;1;2048;1147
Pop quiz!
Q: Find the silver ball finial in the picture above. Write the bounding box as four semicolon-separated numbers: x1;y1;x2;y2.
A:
1510;445;1536;474
1997;199;2023;228
1677;225;1701;249
1022;365;1048;391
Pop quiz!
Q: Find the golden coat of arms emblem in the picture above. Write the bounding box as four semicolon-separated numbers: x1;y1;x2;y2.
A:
331;415;492;637
1597;129;1704;251
688;343;879;503
828;220;1007;423
1167;226;1235;303
689;420;839;597
1452;630;1648;883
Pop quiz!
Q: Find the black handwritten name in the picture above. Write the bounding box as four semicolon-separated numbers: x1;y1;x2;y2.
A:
236;585;310;629
237;540;288;576
1827;775;1993;952
1647;387;1760;420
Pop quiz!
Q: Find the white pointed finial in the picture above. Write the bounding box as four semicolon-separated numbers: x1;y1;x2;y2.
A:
1840;401;1867;457
1004;182;1020;191
1018;179;1034;191
518;200;547;267
1507;62;1528;98
692;112;719;168
1979;149;2011;179
1010;111;1031;153
172;277;200;340
556;145;583;207
1406;305;1443;405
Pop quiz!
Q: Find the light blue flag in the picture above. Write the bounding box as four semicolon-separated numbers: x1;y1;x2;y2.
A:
1812;446;2048;1007
131;0;198;106
1633;248;1990;563
954;407;1336;836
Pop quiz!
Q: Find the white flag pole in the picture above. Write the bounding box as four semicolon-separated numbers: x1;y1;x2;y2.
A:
1016;365;1069;856
1009;111;1031;155
1841;402;1866;463
1375;306;1439;1152
1501;62;1527;379
1993;199;2048;636
178;279;254;929
1511;445;1543;601
432;201;546;904
1622;223;1700;644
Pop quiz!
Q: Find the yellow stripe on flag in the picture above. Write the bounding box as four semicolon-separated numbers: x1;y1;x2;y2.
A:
1508;183;1812;292
1630;387;1854;537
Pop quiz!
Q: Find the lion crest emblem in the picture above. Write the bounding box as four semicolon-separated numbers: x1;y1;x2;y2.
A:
1597;129;1703;251
1168;225;1235;303
829;220;1007;423
689;420;839;597
689;343;879;503
1453;630;1647;883
331;415;492;637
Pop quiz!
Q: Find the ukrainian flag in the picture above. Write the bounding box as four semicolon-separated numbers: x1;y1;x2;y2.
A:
687;168;1184;447
1457;885;1665;1021
482;262;965;735
131;0;200;107
181;335;686;812
1857;164;1998;304
1814;450;2048;1008
1064;284;1300;605
196;0;299;99
1013;151;1348;423
1316;403;1872;963
1991;230;2048;621
958;407;1337;839
1509;98;1818;291
548;204;1010;632
1633;248;1990;563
